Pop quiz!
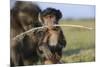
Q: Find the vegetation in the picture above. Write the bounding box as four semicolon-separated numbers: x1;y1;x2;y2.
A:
60;19;95;63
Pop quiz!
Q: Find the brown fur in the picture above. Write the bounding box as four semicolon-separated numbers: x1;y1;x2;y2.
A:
10;1;42;66
38;8;66;64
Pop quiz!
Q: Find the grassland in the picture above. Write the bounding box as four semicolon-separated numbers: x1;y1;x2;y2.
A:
60;19;95;63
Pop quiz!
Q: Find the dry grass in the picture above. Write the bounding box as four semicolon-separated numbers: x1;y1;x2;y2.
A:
60;19;95;63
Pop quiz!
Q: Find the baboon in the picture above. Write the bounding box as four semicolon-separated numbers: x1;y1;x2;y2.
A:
11;1;66;66
10;1;42;66
38;8;67;64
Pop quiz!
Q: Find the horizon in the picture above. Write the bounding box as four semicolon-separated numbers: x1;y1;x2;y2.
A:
10;0;95;19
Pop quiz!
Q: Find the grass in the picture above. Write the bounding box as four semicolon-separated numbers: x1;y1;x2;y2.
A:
59;19;95;63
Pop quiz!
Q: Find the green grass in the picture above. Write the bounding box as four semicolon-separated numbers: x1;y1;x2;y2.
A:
59;20;95;63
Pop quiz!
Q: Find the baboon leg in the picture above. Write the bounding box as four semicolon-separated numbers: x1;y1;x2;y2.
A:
11;50;20;66
11;50;24;66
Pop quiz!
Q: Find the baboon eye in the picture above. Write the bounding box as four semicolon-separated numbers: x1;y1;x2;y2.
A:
50;15;55;18
48;15;53;18
46;15;50;18
49;16;52;18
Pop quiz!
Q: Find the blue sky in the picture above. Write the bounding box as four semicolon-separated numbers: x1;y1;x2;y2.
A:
37;2;95;19
10;1;95;19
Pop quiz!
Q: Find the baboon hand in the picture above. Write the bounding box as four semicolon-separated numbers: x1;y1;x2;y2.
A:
39;45;52;59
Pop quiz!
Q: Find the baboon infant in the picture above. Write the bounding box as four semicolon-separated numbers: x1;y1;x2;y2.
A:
38;8;66;64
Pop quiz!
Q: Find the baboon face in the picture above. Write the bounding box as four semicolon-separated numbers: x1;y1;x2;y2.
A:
11;1;42;31
42;14;56;27
40;8;62;27
18;11;34;30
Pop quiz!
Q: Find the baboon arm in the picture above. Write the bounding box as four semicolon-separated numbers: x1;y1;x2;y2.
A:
59;30;67;48
40;33;53;59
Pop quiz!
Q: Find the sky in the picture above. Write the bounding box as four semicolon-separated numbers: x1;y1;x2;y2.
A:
10;0;95;19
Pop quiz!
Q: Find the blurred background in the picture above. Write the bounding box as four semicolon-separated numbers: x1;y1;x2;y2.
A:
10;0;95;63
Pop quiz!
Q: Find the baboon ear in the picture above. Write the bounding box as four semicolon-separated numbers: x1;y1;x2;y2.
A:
38;13;43;22
56;10;62;20
38;13;44;25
